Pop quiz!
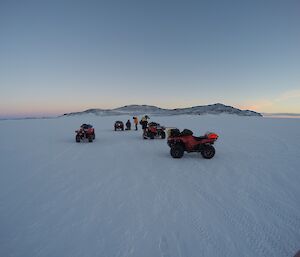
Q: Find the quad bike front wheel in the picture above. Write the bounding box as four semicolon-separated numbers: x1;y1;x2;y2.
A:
148;132;154;139
201;145;215;159
161;131;166;139
170;145;184;158
76;135;81;143
88;136;93;142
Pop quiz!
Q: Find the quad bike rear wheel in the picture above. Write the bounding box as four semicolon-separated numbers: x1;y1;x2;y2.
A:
76;135;80;143
88;136;93;142
161;131;166;139
170;145;184;158
201;145;215;159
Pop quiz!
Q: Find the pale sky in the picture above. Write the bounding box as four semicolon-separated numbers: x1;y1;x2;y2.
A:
0;0;299;117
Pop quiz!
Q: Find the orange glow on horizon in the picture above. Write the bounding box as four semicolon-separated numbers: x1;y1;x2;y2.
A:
2;98;300;118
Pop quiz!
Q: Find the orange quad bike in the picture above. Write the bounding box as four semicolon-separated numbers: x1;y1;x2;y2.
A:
167;129;218;159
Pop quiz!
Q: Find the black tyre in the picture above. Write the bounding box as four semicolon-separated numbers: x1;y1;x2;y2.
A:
88;136;93;142
201;145;215;159
170;145;184;158
92;133;95;140
149;132;154;139
161;131;166;139
76;135;80;143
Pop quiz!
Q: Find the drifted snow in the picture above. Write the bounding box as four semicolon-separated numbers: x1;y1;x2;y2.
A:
0;115;299;257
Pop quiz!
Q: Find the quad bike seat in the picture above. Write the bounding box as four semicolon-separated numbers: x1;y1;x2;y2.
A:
193;136;207;141
148;122;159;127
180;129;193;136
81;124;93;129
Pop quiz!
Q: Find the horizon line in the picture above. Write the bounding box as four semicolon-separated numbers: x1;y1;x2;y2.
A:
1;102;300;120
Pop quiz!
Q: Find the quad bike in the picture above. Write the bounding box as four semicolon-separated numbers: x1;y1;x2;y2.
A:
167;128;218;159
144;122;166;139
75;124;95;143
114;121;124;131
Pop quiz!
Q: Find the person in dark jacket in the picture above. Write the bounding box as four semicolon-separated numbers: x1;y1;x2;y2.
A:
125;119;131;130
140;115;149;138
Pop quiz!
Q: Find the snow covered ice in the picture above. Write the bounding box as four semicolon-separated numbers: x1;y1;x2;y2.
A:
0;114;299;257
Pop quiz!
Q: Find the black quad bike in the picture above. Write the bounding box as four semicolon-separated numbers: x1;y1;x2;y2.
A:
114;121;124;131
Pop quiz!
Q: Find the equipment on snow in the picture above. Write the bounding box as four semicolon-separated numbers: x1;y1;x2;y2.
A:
144;122;166;139
114;121;124;131
167;129;218;159
75;124;95;143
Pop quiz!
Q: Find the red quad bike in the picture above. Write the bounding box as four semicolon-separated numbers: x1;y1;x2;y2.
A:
75;124;95;143
145;122;166;139
167;129;218;159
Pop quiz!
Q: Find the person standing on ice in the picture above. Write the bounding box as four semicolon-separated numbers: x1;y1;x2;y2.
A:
140;115;149;139
126;119;131;130
133;116;138;130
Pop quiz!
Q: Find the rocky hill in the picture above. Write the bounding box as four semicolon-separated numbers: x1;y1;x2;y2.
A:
63;103;262;117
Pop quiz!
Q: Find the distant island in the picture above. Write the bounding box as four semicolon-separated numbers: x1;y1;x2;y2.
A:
63;103;262;117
